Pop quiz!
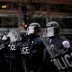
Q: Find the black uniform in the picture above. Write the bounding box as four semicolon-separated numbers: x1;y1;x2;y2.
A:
0;39;10;72
7;41;24;72
27;35;45;72
20;31;29;72
21;36;45;72
20;40;29;72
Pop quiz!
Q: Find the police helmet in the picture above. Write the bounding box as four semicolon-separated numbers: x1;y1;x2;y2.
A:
46;21;60;37
27;22;41;35
46;21;59;28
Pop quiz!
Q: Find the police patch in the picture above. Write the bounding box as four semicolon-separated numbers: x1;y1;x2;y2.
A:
62;40;70;48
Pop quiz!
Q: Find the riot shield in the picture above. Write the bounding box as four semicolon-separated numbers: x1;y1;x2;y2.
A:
53;49;72;71
41;37;72;72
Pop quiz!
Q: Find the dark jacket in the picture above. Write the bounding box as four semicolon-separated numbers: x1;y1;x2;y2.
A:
28;35;45;71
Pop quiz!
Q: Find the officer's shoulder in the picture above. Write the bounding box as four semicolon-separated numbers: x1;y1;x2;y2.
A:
33;36;42;44
59;35;70;42
59;35;67;39
60;35;72;48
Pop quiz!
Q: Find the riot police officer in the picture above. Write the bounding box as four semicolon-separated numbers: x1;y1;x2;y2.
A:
7;30;24;72
26;22;45;72
44;21;72;72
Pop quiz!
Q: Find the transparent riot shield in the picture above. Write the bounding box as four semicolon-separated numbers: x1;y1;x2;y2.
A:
41;37;72;72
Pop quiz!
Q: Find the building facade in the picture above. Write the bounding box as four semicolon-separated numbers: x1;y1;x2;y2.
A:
0;0;72;38
0;0;25;34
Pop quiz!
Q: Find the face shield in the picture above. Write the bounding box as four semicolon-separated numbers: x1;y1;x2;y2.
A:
27;26;35;35
46;27;55;38
46;21;60;38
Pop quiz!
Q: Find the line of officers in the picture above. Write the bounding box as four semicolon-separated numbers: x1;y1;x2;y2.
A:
0;21;72;72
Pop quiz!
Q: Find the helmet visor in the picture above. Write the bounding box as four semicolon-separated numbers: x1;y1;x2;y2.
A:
27;26;34;35
46;27;54;37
